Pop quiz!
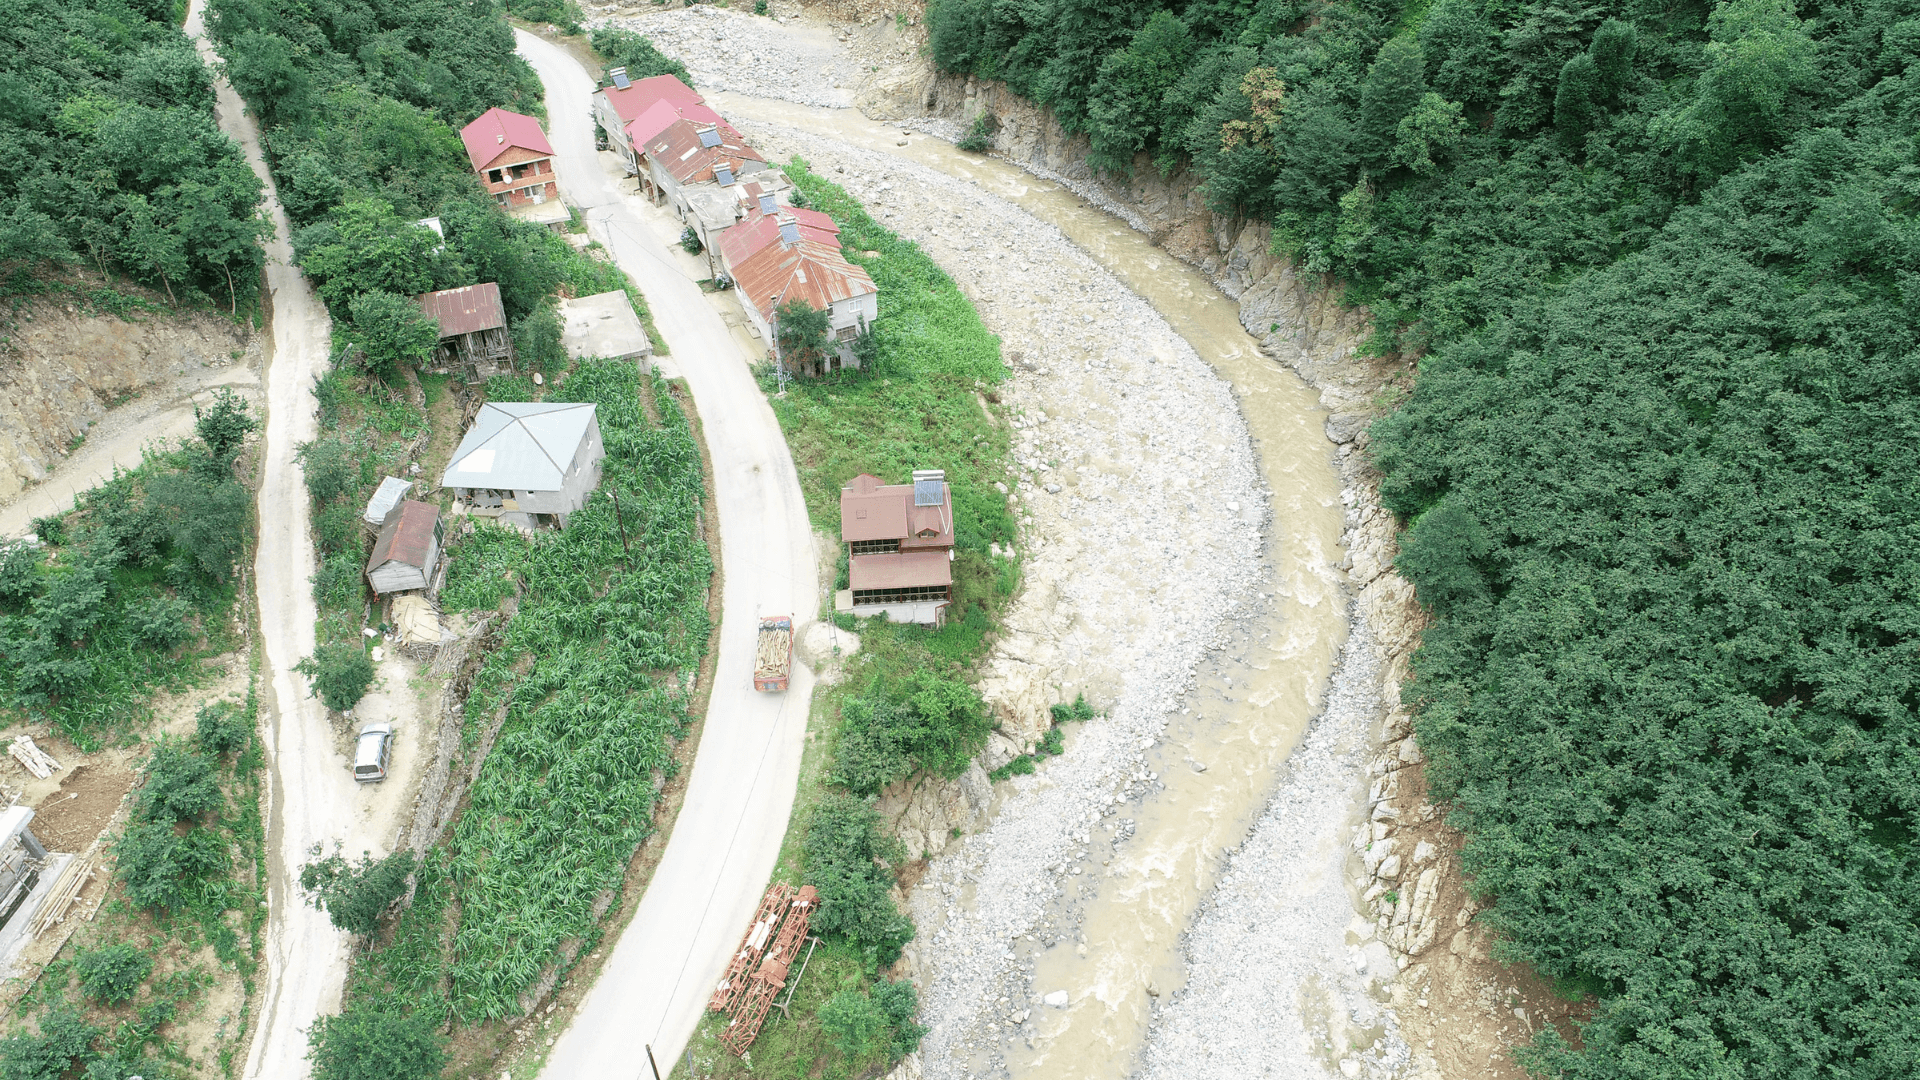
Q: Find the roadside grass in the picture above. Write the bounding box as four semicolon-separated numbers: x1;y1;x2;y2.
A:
685;162;1027;1078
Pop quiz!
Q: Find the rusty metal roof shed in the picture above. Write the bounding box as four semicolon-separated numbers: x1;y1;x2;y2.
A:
417;283;506;338
367;500;440;574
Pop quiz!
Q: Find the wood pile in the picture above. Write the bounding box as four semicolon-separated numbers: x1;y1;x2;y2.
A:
26;858;90;936
8;736;58;780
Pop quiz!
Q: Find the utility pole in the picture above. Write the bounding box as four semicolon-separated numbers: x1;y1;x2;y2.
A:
769;293;789;397
610;489;632;562
645;1044;663;1080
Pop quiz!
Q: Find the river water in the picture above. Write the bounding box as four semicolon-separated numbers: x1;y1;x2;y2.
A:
718;94;1353;1080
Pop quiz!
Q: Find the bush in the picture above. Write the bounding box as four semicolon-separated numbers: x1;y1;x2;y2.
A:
124;593;195;652
137;741;222;823
295;642;375;713
297;437;357;506
74;944;152;1005
195;700;251;759
589;28;692;87
114;820;227;912
0;543;40;608
833;671;991;795
804;794;912;963
348;291;440;381
677;226;702;255
818;989;888;1057
299;852;416;937
512;304;566;376
307;999;447;1080
194;387;256;465
28;515;66;547
311;553;365;613
956;112;998;153
873;979;927;1056
0;1008;100;1080
146;472;250;585
312;501;361;558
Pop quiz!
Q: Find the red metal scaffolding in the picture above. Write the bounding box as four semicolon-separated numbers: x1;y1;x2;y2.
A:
716;885;819;1056
708;883;795;1012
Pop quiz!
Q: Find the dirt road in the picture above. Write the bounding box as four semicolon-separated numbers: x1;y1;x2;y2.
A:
0;364;258;539
184;5;424;1077
515;30;822;1079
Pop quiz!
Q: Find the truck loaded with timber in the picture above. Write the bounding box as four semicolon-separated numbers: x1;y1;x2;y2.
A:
754;616;793;692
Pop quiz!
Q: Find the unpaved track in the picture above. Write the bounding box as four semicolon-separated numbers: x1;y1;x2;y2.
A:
0;366;257;539
515;31;821;1078
186;5;419;1077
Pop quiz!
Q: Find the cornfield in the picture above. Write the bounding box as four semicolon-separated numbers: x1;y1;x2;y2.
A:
437;362;714;1020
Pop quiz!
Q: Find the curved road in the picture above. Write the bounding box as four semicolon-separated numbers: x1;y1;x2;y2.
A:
515;30;821;1079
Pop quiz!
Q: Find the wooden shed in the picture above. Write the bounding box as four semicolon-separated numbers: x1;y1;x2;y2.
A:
419;283;513;384
365;500;444;595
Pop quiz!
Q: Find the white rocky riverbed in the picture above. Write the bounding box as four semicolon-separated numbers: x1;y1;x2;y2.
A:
592;6;1444;1078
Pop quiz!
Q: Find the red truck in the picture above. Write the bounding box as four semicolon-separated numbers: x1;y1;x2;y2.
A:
754;616;793;692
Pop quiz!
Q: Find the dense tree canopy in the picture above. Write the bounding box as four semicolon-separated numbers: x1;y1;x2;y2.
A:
0;0;267;303
931;1;1920;1076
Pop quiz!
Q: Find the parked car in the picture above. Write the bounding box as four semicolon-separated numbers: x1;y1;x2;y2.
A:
354;721;393;783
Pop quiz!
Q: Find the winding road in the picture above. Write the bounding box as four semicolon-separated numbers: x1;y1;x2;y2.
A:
515;30;821;1080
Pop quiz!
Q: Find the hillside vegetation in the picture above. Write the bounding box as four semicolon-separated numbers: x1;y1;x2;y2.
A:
0;0;266;307
931;1;1919;1077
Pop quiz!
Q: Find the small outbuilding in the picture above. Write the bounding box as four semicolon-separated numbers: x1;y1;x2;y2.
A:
441;402;604;523
419;283;513;384
362;477;412;528
558;292;652;365
365;500;444;595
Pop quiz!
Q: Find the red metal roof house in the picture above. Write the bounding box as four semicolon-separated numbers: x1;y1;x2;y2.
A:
720;211;877;374
417;282;513;384
460;108;558;210
837;471;954;625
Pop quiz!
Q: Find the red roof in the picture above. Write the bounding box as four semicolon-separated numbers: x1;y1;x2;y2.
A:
367;500;440;573
627;99;731;149
849;551;952;591
731;238;876;323
839;474;953;548
645;118;765;185
718;209;840;269
600;74;704;124
460;108;553;173
418;283;506;337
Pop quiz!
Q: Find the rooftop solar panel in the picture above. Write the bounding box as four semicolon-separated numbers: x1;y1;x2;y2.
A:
914;479;944;507
778;221;801;244
698;128;722;148
716;166;735;185
610;67;630;89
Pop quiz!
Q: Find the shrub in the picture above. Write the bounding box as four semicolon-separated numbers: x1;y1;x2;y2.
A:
0;543;40;608
297;437;357;506
137;741;222;823
589;28;692;87
29;515;66;547
1050;694;1097;723
74;944;152;1005
196;700;251;759
307;999;448;1080
833;671;992;795
348;291;440;381
311;553;364;613
956;111;998;153
146;473;250;585
299;852;416;937
312;501;361;558
295;642;375;713
512;304;566;376
114;820;227;912
125;593;195;652
874;979;926;1056
773;298;832;370
194;387;256;465
677;226;702;255
804;794;912;963
0;1008;100;1080
818;989;888;1057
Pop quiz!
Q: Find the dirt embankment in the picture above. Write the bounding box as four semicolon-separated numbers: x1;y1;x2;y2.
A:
0;284;256;505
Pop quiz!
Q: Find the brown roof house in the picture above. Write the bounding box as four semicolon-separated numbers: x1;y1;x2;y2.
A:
418;283;513;384
720;211;877;376
836;470;954;626
366;500;444;595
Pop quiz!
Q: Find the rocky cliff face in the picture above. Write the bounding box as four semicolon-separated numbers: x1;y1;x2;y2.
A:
0;296;252;503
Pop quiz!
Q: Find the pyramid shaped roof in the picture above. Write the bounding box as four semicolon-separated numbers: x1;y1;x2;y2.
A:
442;402;598;492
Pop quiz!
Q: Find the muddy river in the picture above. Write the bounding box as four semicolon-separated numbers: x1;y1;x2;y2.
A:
719;94;1352;1080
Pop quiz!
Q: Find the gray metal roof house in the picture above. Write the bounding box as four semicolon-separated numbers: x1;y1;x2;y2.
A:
441;402;605;522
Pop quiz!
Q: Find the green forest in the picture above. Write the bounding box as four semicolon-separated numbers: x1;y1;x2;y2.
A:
930;1;1919;1077
0;0;266;306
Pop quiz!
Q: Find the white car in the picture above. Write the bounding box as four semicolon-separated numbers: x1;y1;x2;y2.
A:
353;721;393;783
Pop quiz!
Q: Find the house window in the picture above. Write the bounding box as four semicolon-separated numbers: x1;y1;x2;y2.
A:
853;585;950;605
850;539;900;556
837;326;858;341
489;169;503;183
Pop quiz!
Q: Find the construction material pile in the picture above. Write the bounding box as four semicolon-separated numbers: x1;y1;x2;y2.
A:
708;882;818;1055
9;735;58;780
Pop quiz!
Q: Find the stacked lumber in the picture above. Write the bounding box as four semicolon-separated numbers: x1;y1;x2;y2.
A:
8;736;57;780
26;858;90;936
719;886;818;1056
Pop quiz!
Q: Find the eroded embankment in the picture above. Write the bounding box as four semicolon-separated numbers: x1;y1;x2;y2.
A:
728;101;1356;1079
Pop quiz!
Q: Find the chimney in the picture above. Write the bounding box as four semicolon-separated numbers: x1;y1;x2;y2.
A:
496;134;504;144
